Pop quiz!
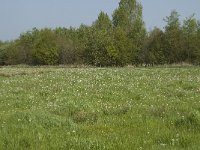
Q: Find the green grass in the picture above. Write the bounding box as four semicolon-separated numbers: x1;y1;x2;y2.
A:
0;66;200;149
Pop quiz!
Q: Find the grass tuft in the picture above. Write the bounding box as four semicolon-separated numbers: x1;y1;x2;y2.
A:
71;110;98;124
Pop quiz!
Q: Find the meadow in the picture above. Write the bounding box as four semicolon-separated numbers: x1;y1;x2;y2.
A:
0;66;200;149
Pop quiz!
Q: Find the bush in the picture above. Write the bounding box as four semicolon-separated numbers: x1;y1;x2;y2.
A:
33;48;59;65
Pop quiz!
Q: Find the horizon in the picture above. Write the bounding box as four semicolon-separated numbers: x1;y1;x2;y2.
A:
0;0;200;41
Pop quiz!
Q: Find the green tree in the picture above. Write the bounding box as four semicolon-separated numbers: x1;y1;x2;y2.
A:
196;21;200;64
77;24;96;65
4;40;21;65
182;15;199;64
83;12;116;66
93;11;112;31
142;28;165;66
112;27;132;66
33;28;59;65
55;27;83;64
164;10;182;63
112;0;146;65
0;41;9;65
57;38;77;64
16;31;35;64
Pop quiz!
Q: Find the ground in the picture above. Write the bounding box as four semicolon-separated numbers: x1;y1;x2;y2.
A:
0;66;200;149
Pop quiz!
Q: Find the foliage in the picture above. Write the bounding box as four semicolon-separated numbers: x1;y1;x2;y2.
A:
113;0;146;65
163;10;182;64
142;28;165;65
83;12;114;66
32;28;59;65
182;15;199;64
0;41;9;65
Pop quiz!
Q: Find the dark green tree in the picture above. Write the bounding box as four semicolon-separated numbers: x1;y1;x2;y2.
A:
0;41;9;65
182;15;199;64
32;28;59;65
112;27;132;66
4;40;21;65
55;27;83;64
142;28;165;66
196;21;200;64
164;10;182;63
16;31;35;64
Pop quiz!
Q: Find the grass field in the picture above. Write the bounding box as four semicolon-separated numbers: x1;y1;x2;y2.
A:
0;66;200;149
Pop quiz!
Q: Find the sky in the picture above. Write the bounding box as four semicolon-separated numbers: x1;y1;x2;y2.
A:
0;0;200;41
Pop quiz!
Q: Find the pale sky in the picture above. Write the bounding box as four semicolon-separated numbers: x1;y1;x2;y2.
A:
0;0;200;41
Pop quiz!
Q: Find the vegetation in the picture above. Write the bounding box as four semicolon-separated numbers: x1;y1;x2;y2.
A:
0;66;200;149
1;1;200;149
0;0;200;66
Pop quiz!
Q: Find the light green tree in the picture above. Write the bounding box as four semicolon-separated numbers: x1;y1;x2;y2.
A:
84;11;116;66
112;0;146;65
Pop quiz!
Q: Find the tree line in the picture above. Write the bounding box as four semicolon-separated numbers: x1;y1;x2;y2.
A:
0;0;200;66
